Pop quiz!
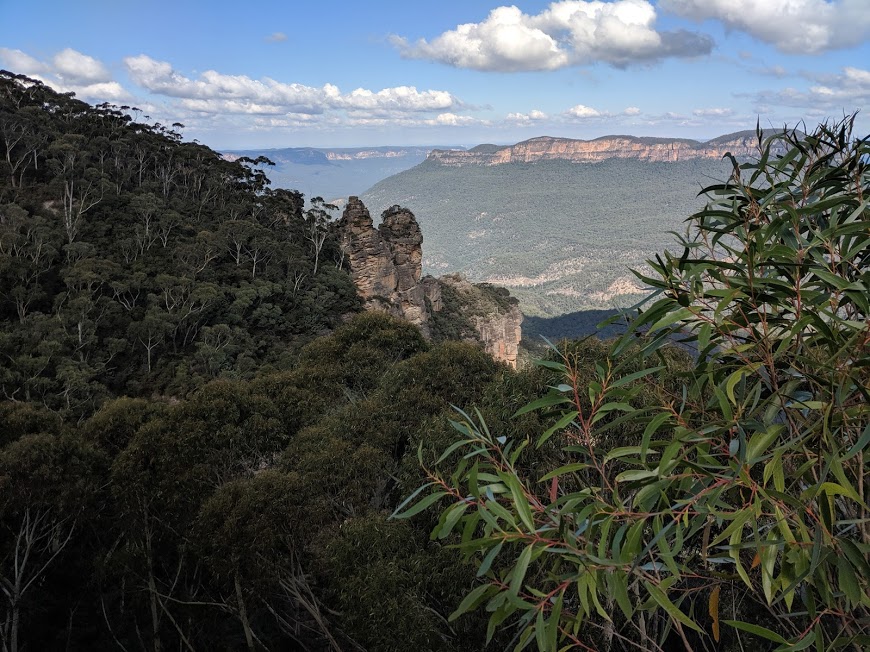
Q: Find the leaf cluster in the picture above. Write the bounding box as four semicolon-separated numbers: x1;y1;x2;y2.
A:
398;118;870;652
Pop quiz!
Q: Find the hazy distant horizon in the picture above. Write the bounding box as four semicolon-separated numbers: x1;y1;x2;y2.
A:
217;127;767;153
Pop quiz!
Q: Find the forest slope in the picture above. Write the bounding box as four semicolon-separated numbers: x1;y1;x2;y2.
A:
0;70;359;416
363;157;732;316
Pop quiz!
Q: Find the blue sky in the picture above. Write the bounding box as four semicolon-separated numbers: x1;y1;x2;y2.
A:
1;0;868;148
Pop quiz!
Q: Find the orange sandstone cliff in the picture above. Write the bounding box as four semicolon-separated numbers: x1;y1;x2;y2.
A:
427;132;775;166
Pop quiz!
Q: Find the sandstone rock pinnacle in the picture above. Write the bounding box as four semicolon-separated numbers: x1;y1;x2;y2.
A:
336;198;523;367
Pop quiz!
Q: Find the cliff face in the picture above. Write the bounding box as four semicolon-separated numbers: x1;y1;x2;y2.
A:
325;147;430;161
336;198;522;367
428;133;774;166
438;275;523;369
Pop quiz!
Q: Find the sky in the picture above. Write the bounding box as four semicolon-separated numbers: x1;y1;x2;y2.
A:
1;0;868;149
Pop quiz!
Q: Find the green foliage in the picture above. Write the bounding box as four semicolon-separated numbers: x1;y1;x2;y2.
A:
398;119;870;651
3;70;553;651
0;401;63;446
192;471;301;584
314;513;508;652
0;70;360;417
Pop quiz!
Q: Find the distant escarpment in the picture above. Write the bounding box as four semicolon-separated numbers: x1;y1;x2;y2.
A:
336;197;522;367
428;131;779;166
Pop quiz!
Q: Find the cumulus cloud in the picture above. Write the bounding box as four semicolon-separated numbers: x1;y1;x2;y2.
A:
0;48;49;77
337;86;455;112
124;54;461;117
125;55;337;113
506;109;549;121
661;0;870;54
52;48;111;84
0;47;130;102
623;106;641;115
73;81;131;102
428;112;480;126
265;32;288;42
393;1;712;72
566;104;607;118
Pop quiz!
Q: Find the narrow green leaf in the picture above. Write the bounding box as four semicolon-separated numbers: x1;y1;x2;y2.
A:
436;502;469;539
723;620;787;644
644;582;703;632
477;541;504;577
535;607;547;652
449;583;492;622
838;555;862;607
392;490;447;519
513;393;573;417
642;412;671;462
610;365;665;388
510;544;534;596
548;592;563;651
604;446;643;463
616;469;658;483
390;482;435;519
536;410;578;448
507;476;536;532
649;307;693;332
746;425;782;464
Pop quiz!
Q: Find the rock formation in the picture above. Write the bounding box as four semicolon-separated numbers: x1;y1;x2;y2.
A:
336;198;522;367
438;275;523;369
427;132;784;167
336;197;431;337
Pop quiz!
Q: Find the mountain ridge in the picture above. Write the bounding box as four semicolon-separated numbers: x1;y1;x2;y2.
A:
428;130;781;166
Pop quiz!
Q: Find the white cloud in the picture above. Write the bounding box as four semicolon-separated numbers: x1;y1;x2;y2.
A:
661;0;870;54
0;48;48;77
179;98;288;115
623;106;641;115
393;1;712;72
72;81;131;101
52;48;111;84
506;109;549;122
428;112;480;126
124;55;335;113
333;112;489;129
266;32;288;42
566;104;607;118
693;107;734;117
337;86;455;112
124;55;460;117
0;47;130;102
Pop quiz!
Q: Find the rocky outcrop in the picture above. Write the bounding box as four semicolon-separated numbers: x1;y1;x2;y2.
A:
438;275;523;369
336;198;522;367
337;197;431;337
474;309;522;368
427;132;782;167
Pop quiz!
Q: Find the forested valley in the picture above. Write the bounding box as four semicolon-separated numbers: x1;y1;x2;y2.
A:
1;69;868;652
0;70;566;651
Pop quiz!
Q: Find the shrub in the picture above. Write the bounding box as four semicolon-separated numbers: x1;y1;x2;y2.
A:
397;119;870;651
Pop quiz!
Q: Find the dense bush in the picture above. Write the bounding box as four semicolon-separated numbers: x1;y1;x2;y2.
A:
400;119;870;651
0;70;360;418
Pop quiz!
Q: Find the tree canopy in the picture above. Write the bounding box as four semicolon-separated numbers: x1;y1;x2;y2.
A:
0;70;358;417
